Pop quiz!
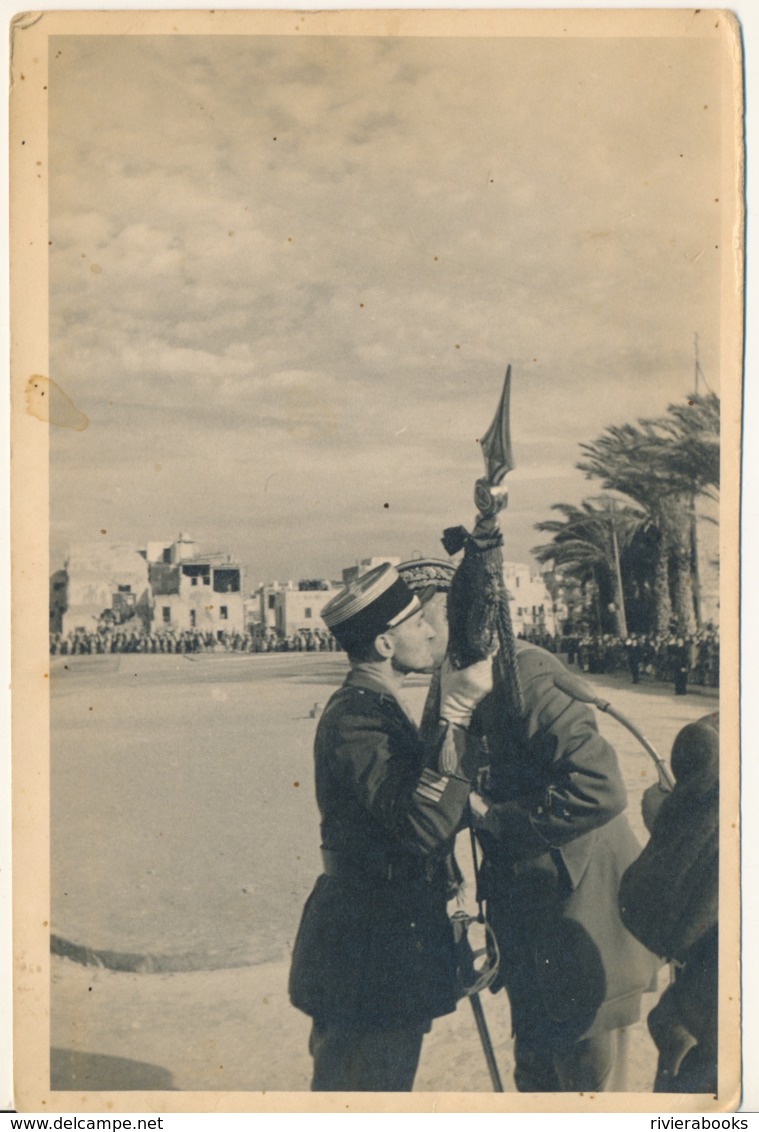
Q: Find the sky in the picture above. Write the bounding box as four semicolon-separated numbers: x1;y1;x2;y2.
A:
48;29;724;585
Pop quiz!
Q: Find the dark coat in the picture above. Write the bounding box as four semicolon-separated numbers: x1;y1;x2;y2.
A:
619;713;718;964
620;713;719;1091
474;643;659;1045
289;666;473;1030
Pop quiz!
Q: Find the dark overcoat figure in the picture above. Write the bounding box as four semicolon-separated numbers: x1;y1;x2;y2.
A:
619;713;719;1093
472;642;660;1092
670;639;689;695
626;637;642;684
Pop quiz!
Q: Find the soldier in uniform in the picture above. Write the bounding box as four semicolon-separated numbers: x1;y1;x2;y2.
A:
398;558;659;1093
625;635;642;684
671;637;690;696
288;561;494;1091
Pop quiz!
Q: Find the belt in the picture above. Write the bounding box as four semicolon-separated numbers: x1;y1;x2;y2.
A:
321;847;427;884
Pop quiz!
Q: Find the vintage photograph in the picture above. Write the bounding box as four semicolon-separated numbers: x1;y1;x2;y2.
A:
10;8;743;1113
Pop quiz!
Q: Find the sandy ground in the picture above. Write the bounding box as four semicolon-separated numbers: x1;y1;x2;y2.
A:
48;651;717;1098
50;954;665;1094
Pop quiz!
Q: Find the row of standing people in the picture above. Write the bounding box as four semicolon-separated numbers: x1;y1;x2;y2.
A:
559;630;720;690
48;624;719;693
48;625;343;656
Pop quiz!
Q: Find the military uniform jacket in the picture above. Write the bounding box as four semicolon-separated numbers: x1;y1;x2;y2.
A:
474;643;659;1041
288;665;473;1030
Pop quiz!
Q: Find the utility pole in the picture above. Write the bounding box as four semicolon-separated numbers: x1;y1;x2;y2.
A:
609;498;628;639
691;332;703;627
693;331;714;396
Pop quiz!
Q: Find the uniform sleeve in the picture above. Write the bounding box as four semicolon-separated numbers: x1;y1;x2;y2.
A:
328;703;473;857
479;652;627;859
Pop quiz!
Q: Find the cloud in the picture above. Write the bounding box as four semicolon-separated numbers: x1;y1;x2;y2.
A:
47;32;725;578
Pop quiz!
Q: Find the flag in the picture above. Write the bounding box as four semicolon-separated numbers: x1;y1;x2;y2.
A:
479;365;514;485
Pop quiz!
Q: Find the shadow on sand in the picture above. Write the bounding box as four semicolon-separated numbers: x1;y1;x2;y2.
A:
51;1048;176;1091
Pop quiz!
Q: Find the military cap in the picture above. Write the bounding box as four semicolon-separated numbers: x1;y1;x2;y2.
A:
322;562;421;648
397;558;456;603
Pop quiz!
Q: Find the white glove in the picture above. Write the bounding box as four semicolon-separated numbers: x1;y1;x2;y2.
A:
439;655;494;729
468;790;492;824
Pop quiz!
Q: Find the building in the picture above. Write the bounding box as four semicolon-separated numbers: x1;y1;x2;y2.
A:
272;581;336;637
54;542;153;635
253;579;336;638
49;533;247;640
503;562;557;639
145;534;245;637
243;592;262;631
341;556;400;586
539;567;574;633
145;531;198;566
49;569;68;634
256;581;285;631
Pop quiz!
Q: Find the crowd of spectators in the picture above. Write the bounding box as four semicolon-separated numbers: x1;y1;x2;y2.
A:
49;624;342;656
520;627;720;689
49;621;719;690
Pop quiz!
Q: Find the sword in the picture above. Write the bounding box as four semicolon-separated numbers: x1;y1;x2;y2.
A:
450;909;504;1092
469;994;504;1092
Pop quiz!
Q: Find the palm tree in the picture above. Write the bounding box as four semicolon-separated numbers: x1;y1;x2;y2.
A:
577;425;691;634
618;521;662;634
577;394;719;635
650;391;719;627
647;392;720;494
532;496;647;636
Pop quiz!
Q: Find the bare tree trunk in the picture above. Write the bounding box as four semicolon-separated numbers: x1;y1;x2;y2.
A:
652;532;672;635
670;548;697;635
690;493;702;627
661;500;697;636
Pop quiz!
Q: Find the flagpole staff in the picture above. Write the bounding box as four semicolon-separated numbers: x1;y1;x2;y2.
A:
438;367;522;1093
443;365;525;721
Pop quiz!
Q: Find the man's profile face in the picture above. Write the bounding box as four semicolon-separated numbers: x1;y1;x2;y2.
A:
421;593;449;669
386;609;436;674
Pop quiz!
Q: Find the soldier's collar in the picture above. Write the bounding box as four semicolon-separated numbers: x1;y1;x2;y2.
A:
345;663;417;725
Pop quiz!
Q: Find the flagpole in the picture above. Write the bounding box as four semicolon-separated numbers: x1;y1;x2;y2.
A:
609;497;628;639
